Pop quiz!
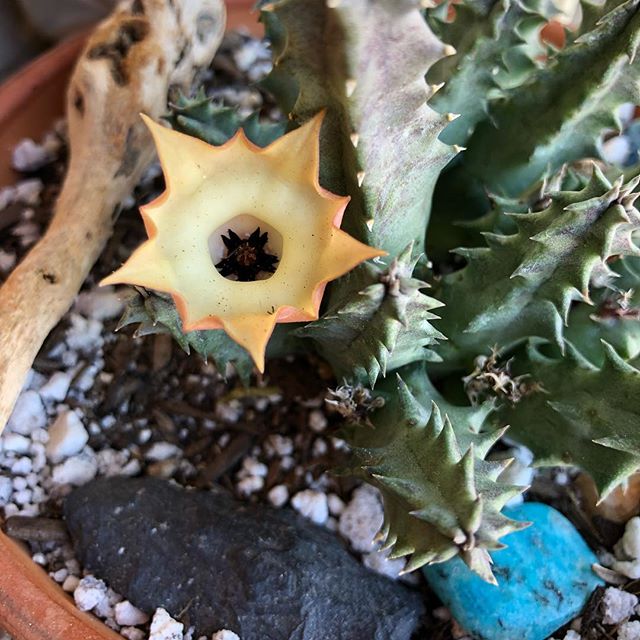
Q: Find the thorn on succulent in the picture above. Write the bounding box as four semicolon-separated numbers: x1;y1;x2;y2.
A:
350;132;360;148
453;144;467;153
443;44;457;57
446;113;461;122
366;218;374;231
345;79;357;98
357;170;365;187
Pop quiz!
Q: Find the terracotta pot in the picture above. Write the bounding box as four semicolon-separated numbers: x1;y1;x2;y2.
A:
0;3;256;638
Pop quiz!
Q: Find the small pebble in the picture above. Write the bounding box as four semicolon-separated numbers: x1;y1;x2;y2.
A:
236;475;264;496
0;250;16;271
619;621;640;640
308;410;327;432
327;493;345;516
3;433;31;454
149;607;184;640
46;410;89;463
212;631;240;640
602;135;632;165
339;484;384;553
114;600;149;626
614;517;640;578
14;178;43;205
0;477;12;505
240;457;268;478
74;575;108;612
267;484;289;507
362;549;406;580
121;628;146;640
62;576;80;593
6;390;46;435
12;138;51;172
145;442;181;462
602;587;638;624
74;287;124;321
291;489;328;525
39;371;72;402
52;452;98;486
65;314;103;353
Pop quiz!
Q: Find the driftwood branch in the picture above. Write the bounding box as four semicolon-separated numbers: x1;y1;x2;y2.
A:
0;0;226;432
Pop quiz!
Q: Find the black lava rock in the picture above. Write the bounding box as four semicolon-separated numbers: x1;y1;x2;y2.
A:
64;477;424;639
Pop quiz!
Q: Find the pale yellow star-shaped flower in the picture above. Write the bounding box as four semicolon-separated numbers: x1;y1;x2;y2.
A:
101;112;385;371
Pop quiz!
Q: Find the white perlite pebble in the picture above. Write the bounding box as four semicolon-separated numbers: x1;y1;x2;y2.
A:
121;628;146;640
495;445;535;507
619;621;640;640
114;600;149;626
602;135;632;165
562;632;581;640
145;442;181;462
46;410;89;463
39;371;72;402
268;484;289;508
339;484;384;553
614;518;640;578
327;493;345;516
264;434;293;457
149;608;184;640
362;549;406;580
0;249;16;272
63;575;81;592
15;178;43;205
602;587;638;625
65;313;103;353
308;410;327;432
0;186;15;210
237;475;264;496
12;138;52;172
2;433;31;454
0;477;12;505
212;631;240;640
7;390;46;435
240;457;268;478
620;518;640;559
52;451;98;486
75;287;124;321
74;576;108;612
291;490;328;525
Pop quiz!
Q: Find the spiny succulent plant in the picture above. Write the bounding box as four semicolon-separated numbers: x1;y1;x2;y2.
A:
106;0;640;581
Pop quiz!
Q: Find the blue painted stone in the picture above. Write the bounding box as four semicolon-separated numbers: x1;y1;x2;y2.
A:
423;502;603;640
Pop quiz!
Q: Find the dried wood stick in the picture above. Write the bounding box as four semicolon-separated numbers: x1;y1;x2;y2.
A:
0;0;226;433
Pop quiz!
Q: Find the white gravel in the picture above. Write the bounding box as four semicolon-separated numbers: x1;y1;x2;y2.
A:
114;600;149;626
51;452;98;486
211;631;240;640
149;608;184;640
614;517;640;578
338;484;384;553
267;484;289;507
46;410;89;463
6;390;46;435
74;575;109;612
291;489;329;525
602;587;639;625
619;621;640;640
39;371;72;402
